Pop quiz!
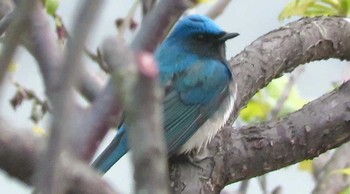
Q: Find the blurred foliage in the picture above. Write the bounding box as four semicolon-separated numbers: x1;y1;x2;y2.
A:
341;186;350;194
332;168;350;175
197;0;216;3
32;125;47;136
45;0;59;16
279;0;350;20
10;81;49;124
298;159;314;173
7;62;18;73
240;76;307;123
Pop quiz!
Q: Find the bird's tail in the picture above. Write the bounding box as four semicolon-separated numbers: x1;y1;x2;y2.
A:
91;126;129;174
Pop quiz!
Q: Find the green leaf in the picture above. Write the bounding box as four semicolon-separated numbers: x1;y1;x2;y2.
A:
321;0;341;9
306;3;339;16
240;98;271;122
266;76;307;115
340;186;350;194
280;0;350;20
279;0;316;20
239;75;307;123
45;0;59;16
298;160;313;173
332;168;350;175
340;0;350;15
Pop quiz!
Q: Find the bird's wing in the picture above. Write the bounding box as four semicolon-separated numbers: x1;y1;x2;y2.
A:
163;59;231;155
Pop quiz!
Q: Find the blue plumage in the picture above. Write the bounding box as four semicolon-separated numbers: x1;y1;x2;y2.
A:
92;14;239;173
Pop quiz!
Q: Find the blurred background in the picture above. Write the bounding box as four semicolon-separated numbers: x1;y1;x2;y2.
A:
0;0;348;193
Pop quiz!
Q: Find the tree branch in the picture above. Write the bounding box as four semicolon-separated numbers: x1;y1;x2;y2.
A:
0;121;119;194
31;1;105;193
102;37;169;194
169;17;350;193
0;10;14;36
170;80;350;193
78;68;104;102
312;142;350;194
231;17;350;122
0;1;32;85
1;16;350;194
131;0;195;51
206;0;232;19
141;0;156;17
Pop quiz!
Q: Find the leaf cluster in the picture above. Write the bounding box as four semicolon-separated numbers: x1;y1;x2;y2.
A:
279;0;350;20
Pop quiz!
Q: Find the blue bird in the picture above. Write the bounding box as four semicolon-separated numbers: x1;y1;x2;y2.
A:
92;14;239;173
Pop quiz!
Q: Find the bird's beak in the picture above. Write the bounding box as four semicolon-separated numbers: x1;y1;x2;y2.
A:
218;32;239;42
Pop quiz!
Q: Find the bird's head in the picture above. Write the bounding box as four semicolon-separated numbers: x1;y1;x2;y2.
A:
167;14;239;59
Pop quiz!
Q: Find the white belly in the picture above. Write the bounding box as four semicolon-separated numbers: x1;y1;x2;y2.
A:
178;91;235;154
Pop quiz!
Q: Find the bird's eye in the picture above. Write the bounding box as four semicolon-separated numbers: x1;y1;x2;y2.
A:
195;34;206;41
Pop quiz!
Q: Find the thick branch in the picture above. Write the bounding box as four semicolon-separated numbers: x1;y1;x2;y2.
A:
0;122;118;194
231;17;350;121
0;122;38;184
33;1;105;193
170;17;350;193
78;68;104;102
170;80;350;193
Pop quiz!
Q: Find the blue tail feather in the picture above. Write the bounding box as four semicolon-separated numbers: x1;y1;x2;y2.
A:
92;126;129;173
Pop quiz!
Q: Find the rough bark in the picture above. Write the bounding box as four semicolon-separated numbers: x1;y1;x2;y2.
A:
169;17;350;193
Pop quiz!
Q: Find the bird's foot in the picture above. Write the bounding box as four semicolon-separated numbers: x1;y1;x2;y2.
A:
186;149;214;180
186;147;210;170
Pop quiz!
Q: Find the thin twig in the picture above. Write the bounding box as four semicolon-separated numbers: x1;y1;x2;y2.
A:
257;176;267;194
0;1;32;88
312;152;331;180
117;0;139;38
271;186;283;194
312;143;350;194
0;10;15;36
142;0;156;17
84;47;110;73
206;0;232;19
270;66;305;118
10;79;49;123
238;180;249;194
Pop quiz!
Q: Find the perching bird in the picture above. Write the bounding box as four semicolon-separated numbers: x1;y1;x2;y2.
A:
92;14;239;173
